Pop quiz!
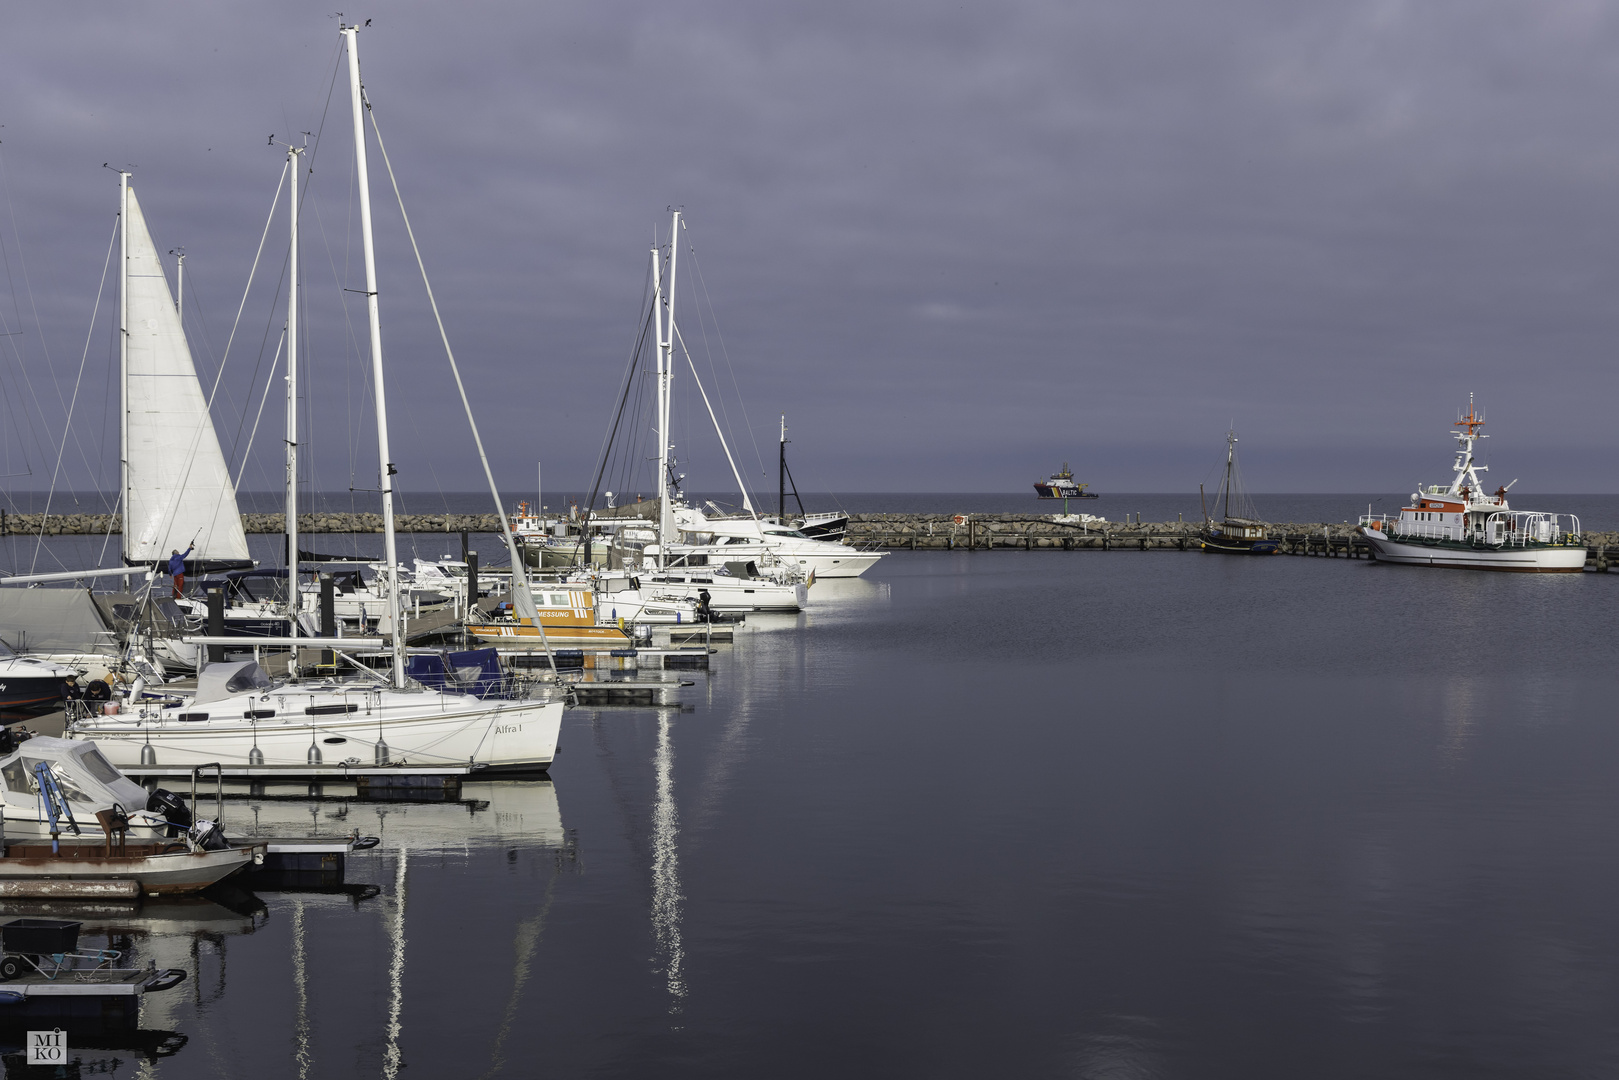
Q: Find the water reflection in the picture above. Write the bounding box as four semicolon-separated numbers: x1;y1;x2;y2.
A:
223;779;566;851
1440;675;1480;765
652;707;687;1014
383;849;408;1080
291;901;311;1080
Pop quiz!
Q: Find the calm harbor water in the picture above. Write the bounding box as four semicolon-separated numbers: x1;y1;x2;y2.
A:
16;543;1619;1077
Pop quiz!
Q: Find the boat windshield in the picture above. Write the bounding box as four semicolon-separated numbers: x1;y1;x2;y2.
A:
764;529;810;539
225;663;275;694
76;748;123;785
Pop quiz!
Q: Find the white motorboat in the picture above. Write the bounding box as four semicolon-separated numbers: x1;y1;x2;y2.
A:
1358;398;1586;573
0;737;171;839
605;564;805;613
670;507;884;579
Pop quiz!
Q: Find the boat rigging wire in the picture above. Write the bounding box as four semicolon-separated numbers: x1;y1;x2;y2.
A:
218;159;289;491
674;323;756;517
28;215;120;575
685;243;770;493
233;329;287;494
364;88;556;669
589;281;658;524
0;149;96;498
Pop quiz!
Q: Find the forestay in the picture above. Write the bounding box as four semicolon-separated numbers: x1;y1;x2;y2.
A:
122;188;250;566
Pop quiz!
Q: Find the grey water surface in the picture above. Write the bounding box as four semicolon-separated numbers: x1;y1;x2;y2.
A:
17;547;1619;1078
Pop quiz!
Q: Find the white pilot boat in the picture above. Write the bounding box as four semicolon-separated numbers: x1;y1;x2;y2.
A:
1358;399;1586;573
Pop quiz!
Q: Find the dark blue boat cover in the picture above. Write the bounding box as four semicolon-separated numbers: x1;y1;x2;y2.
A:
403;648;508;698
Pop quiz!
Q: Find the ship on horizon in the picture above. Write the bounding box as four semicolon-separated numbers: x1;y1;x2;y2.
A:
1034;463;1098;500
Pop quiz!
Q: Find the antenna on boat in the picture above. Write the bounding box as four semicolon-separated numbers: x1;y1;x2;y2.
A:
168;248;186;321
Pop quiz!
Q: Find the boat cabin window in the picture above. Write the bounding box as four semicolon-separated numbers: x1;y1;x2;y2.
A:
764;528;809;539
226;663;274;694
76;749;122;785
0;759;30;794
8;759;92;804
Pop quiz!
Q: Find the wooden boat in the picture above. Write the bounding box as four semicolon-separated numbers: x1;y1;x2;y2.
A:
1199;431;1278;555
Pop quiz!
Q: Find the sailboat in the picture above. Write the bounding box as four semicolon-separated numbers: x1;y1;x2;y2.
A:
119;185;252;576
775;415;848;541
68;25;565;775
1199;430;1278;555
0;179;253;671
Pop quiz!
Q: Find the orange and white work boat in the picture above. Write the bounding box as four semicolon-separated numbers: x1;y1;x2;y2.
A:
1357;398;1585;573
465;584;633;647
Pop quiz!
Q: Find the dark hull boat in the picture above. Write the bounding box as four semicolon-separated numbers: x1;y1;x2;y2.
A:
0;653;80;723
1199;431;1278;556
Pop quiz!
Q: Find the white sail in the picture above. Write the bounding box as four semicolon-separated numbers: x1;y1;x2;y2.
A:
122;188;250;566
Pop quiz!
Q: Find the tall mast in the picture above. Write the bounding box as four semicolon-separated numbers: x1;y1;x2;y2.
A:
1224;431;1234;521
342;24;405;686
285;145;302;649
650;243;664;565
655;215;681;567
779;415;786;523
118;171;130;564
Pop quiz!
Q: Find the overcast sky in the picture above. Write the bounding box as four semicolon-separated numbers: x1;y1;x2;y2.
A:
0;1;1616;501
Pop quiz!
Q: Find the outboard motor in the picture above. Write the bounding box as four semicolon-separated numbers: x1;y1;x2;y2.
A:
147;788;192;837
188;819;229;852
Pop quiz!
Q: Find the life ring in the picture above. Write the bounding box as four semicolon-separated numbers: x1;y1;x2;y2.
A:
952;515;966;526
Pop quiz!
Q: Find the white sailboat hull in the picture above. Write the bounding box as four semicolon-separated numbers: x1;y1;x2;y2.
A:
68;690;564;774
1359;528;1587;572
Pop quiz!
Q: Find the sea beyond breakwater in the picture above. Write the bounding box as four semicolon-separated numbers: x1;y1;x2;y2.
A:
5;509;1618;561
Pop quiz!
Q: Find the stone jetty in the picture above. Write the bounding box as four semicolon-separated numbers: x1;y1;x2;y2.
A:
840;514;1619;567
3;510;1617;568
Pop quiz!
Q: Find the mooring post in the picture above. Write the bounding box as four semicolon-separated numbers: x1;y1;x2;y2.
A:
206;587;225;664
468;551;480;611
319;574;336;637
461;530;469;563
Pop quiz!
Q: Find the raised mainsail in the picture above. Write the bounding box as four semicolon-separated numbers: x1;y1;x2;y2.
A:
121;183;250;568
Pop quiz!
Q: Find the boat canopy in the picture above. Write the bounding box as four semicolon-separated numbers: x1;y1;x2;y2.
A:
195;660;276;705
0;736;150;812
0;589;117;655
